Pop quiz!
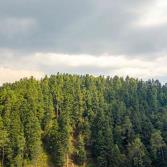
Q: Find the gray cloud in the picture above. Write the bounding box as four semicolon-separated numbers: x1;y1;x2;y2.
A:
1;0;167;83
1;0;164;56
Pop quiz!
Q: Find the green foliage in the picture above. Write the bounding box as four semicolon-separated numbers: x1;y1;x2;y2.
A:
0;116;8;167
0;74;167;167
73;135;86;165
128;137;151;167
150;130;167;166
45;121;66;167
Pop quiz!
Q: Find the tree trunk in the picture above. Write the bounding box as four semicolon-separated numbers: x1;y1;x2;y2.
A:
56;104;59;119
66;154;68;167
161;148;164;161
2;147;4;167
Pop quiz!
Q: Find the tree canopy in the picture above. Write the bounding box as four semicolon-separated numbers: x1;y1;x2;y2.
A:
0;74;167;167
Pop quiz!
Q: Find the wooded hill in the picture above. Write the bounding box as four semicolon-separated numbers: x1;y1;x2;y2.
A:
0;74;167;167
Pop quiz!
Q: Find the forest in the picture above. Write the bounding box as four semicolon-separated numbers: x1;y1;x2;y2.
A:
0;73;167;167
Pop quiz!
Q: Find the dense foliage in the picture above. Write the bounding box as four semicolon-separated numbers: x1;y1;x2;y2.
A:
1;74;167;167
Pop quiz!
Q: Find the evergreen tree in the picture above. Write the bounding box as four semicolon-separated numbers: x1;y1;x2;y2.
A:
128;137;151;167
0;74;167;167
0;116;8;167
150;130;167;166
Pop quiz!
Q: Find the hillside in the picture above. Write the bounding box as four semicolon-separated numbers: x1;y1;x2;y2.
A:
0;74;167;167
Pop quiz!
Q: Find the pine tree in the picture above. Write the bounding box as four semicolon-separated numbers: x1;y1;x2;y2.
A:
128;137;151;167
0;116;8;167
20;99;42;162
150;130;167;166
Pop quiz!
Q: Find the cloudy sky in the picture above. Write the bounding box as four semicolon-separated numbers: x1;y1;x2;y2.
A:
0;0;167;84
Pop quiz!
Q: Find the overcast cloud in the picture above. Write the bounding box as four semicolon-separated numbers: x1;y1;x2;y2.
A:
0;0;167;84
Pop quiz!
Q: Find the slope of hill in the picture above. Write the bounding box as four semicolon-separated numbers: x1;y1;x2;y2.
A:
0;74;167;167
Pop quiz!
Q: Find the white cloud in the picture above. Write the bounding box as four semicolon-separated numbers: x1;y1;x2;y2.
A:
33;53;150;69
0;50;167;84
32;52;167;80
0;67;44;85
134;0;167;27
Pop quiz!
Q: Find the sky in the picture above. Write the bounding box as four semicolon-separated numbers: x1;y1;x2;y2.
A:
0;0;167;84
